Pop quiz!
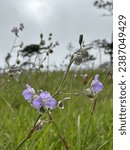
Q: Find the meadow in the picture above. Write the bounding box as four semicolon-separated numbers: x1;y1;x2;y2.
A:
0;68;112;150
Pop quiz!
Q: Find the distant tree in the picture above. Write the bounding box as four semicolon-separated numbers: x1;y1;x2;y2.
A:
93;0;113;66
19;33;59;69
94;0;113;16
92;38;113;66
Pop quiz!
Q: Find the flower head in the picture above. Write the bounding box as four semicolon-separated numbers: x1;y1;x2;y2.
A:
11;27;19;36
91;74;103;93
22;84;36;101
32;91;56;110
19;23;24;31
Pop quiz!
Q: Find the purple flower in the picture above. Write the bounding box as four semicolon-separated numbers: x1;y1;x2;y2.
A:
22;84;35;101
91;74;103;93
32;91;56;110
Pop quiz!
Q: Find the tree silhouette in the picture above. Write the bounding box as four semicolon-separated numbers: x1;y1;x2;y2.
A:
94;0;113;16
93;0;113;66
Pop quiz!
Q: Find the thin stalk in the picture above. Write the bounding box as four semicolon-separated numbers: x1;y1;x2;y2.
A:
97;137;113;150
58;91;83;96
10;36;18;53
82;97;97;150
48;114;69;150
53;56;74;97
15;114;42;150
15;138;27;150
0;89;19;130
33;114;42;128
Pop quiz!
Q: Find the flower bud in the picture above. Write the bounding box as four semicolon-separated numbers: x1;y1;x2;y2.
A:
83;74;88;85
40;39;45;46
64;97;71;101
40;33;43;39
19;42;24;48
57;101;64;109
73;53;82;65
16;59;20;64
49;33;52;36
79;34;83;46
108;71;113;80
40;64;44;68
35;119;44;131
83;88;95;99
39;107;46;114
49;49;53;54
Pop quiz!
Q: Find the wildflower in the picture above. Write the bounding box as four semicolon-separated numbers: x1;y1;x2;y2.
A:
19;23;24;31
55;41;59;46
73;48;89;65
32;91;56;110
22;84;36;101
81;48;89;58
73;53;83;65
91;74;103;93
11;27;19;36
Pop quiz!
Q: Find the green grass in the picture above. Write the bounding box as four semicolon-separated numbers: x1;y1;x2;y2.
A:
0;69;112;150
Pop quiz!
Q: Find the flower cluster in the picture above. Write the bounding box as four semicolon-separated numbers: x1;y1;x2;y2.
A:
22;84;57;110
73;48;89;65
74;48;89;65
11;23;24;36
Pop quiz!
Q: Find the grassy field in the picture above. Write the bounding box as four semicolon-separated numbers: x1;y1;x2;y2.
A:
0;69;112;150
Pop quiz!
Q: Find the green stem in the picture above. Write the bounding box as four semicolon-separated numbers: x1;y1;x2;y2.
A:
15;138;28;150
53;56;74;97
82;97;97;150
97;137;113;150
58;91;83;96
33;114;42;128
10;36;18;53
15;114;42;150
49;114;69;150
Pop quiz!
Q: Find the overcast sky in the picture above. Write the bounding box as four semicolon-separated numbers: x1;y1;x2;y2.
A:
0;0;112;68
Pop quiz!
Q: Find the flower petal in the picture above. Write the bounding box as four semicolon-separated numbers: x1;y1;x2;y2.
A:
40;91;51;99
31;97;43;109
91;74;103;93
44;97;57;109
22;89;33;101
26;84;35;94
22;84;35;101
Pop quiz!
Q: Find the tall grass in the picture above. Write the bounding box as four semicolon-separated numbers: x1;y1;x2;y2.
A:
0;69;112;150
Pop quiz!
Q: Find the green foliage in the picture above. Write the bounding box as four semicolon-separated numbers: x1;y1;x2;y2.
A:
0;70;112;150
